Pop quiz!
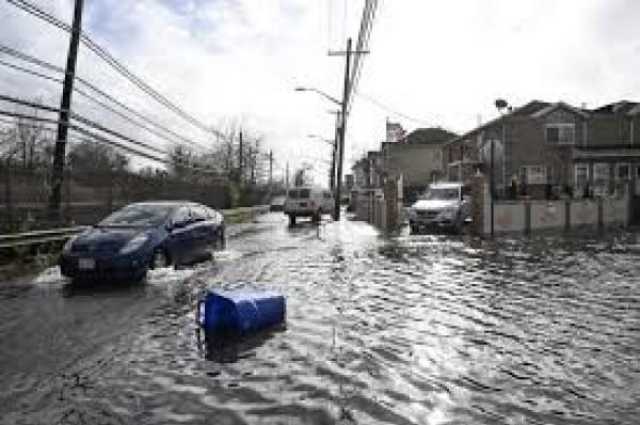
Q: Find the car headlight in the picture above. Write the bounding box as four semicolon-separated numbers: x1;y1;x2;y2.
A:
119;234;150;255
63;236;77;253
439;209;457;219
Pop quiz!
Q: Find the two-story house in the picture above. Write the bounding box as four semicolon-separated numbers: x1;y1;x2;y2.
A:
443;99;640;199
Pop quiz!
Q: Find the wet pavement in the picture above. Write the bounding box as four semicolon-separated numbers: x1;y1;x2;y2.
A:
1;213;639;424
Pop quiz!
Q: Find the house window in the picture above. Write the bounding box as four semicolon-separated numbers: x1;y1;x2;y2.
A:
616;163;630;180
575;164;589;187
520;165;547;184
546;123;575;144
593;163;610;182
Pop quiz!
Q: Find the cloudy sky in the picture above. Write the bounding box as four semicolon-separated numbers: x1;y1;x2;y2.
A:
1;0;640;183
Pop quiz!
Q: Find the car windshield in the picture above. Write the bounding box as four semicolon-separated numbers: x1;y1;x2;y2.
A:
99;204;176;227
288;189;310;199
421;188;460;200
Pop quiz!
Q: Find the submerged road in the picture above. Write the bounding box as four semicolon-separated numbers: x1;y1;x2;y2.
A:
1;212;639;425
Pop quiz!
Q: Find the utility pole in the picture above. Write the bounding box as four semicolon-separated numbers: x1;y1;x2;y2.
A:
330;111;340;191
285;162;290;189
48;0;84;220
334;38;351;221
238;129;243;183
269;150;273;186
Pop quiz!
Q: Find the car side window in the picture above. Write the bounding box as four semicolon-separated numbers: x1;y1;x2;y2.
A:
190;206;207;221
171;207;191;226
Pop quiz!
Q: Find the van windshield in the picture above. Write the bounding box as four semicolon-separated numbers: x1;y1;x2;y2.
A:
420;188;460;200
288;189;310;199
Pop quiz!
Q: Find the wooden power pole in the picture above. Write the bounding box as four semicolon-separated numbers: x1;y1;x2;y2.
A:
48;0;84;219
334;38;352;221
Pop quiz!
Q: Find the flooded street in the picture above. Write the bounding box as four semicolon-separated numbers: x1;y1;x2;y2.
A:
1;213;639;425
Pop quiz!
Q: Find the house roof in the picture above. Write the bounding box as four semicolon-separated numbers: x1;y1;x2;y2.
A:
443;100;593;148
530;101;590;119
593;100;638;115
402;127;458;145
443;100;550;147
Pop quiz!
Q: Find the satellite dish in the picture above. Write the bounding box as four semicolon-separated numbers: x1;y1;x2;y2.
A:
495;99;508;111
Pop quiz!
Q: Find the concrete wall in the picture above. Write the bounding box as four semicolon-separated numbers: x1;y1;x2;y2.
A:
530;201;566;230
475;178;629;234
570;200;599;227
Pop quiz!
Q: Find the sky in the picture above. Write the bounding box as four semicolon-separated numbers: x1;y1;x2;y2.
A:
1;0;640;184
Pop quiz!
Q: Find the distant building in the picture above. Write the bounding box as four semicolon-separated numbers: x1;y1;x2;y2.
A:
382;127;458;203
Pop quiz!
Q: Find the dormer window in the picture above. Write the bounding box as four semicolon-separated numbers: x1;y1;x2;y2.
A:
545;123;575;144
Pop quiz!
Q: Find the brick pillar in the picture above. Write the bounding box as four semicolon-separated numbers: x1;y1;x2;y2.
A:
470;173;486;235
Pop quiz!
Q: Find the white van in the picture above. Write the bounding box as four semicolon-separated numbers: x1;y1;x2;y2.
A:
284;187;334;225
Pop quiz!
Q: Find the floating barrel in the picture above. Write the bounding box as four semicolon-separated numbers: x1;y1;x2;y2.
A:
196;290;286;335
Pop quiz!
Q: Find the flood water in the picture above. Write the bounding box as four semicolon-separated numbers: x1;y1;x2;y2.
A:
1;213;639;424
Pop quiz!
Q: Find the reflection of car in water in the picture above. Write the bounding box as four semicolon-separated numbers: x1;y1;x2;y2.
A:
283;187;334;225
269;196;286;212
59;201;225;282
408;182;471;233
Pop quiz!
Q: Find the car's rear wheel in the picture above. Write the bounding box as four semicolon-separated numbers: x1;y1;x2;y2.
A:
151;249;170;269
217;228;226;249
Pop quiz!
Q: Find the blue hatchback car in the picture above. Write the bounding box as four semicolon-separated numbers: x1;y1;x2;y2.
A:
60;201;225;282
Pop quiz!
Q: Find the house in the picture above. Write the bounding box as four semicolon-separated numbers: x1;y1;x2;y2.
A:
574;101;640;195
381;127;458;202
442;99;640;199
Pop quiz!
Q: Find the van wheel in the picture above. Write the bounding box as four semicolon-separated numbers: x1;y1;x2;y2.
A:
288;214;296;226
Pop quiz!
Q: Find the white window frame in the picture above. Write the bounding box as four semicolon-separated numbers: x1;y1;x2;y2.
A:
574;164;589;186
545;123;576;145
520;165;547;184
615;163;630;181
593;163;610;182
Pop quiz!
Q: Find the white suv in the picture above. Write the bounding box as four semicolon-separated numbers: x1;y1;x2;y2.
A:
284;187;334;225
408;182;471;233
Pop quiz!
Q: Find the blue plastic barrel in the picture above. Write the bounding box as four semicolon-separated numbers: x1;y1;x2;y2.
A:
196;290;286;335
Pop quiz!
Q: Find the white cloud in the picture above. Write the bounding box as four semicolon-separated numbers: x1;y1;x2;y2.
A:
1;0;639;183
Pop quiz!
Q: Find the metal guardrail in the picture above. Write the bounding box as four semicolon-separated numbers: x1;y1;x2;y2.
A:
0;226;88;250
0;205;271;252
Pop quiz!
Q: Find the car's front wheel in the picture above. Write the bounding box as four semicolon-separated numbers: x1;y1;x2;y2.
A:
151;249;170;269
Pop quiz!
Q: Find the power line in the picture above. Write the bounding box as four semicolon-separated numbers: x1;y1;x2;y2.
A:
353;90;436;126
6;0;223;139
0;108;223;176
0;94;169;157
0;43;211;151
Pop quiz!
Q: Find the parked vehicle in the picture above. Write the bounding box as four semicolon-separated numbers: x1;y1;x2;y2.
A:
283;187;334;225
269;196;286;212
59;201;225;282
408;182;471;233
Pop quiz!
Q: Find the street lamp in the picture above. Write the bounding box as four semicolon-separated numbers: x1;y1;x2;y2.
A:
295;86;345;220
294;87;343;107
307;134;334;146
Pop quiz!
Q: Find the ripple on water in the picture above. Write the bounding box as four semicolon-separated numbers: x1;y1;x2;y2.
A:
3;222;640;425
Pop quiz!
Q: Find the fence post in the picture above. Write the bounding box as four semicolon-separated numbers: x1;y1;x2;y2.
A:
470;173;486;235
597;198;604;229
